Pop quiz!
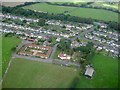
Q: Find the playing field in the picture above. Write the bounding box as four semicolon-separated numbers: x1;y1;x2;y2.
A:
23;3;118;22
2;58;78;88
2;36;21;75
3;53;118;88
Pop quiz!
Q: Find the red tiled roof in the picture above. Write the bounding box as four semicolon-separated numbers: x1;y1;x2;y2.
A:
18;44;52;59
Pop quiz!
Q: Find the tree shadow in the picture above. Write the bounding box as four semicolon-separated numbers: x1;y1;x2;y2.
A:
69;76;80;90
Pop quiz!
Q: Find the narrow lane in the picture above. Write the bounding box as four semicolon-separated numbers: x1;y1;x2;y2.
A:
50;43;59;59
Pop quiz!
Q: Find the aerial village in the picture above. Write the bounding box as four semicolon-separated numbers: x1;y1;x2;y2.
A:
1;14;119;78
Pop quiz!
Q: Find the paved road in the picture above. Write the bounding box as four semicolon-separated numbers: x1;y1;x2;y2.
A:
13;54;53;63
70;28;94;41
53;59;80;67
16;40;32;52
68;27;115;50
50;43;59;59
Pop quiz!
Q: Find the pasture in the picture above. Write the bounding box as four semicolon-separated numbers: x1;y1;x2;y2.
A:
23;3;118;22
77;54;118;88
2;35;21;75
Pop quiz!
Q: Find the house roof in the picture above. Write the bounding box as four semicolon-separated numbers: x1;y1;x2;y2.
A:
18;44;52;59
58;53;71;60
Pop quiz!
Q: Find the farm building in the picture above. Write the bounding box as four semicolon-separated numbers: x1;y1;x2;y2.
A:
85;66;95;78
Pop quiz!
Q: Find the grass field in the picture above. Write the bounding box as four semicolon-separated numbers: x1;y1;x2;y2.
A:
2;36;21;75
2;53;118;88
23;3;118;22
2;58;78;88
77;54;118;88
0;35;2;80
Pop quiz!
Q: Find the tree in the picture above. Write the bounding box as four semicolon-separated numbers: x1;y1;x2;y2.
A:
37;18;45;26
58;39;71;52
62;25;66;28
23;19;27;23
11;47;16;52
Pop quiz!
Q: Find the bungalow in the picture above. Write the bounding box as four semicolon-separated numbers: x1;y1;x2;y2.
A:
58;53;71;60
43;41;50;46
56;37;61;42
38;35;43;39
97;46;103;50
71;41;80;48
26;38;35;42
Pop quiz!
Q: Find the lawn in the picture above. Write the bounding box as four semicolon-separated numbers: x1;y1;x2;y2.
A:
23;3;118;22
2;36;21;76
2;53;118;88
2;58;78;88
76;54;118;88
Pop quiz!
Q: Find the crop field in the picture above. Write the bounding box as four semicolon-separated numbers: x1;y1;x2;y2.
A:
2;58;78;88
23;3;118;22
90;2;118;10
3;53;118;88
2;35;21;75
2;2;25;7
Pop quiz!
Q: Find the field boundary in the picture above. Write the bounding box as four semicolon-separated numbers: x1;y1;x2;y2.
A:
1;57;13;85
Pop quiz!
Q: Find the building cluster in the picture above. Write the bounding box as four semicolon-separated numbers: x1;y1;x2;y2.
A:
1;14;119;58
1;14;93;39
71;40;88;48
85;28;119;57
18;44;52;59
2;14;39;23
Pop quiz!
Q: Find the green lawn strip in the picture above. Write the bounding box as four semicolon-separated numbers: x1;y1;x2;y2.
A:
54;48;61;59
0;35;2;80
2;36;21;75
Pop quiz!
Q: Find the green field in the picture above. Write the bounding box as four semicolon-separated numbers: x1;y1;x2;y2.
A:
0;35;2;80
2;36;21;75
3;58;78;88
23;3;118;22
77;54;118;88
3;53;118;88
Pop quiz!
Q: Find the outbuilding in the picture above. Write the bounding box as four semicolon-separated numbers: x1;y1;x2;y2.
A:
85;66;94;78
